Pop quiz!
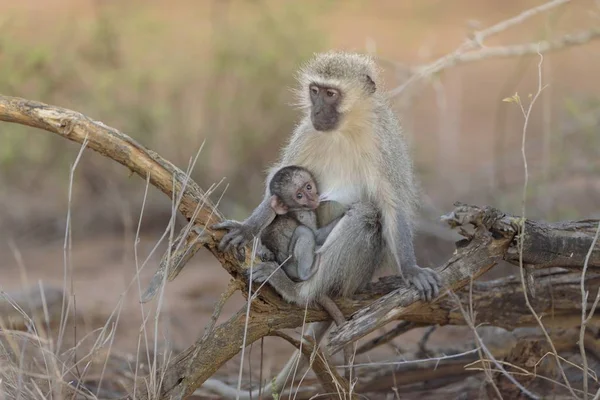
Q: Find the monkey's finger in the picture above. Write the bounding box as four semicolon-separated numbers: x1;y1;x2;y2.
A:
219;229;241;251
229;235;246;249
427;274;441;299
211;220;242;231
421;276;434;302
432;281;440;299
228;237;247;259
422;282;432;302
235;246;246;262
411;278;426;301
434;272;444;286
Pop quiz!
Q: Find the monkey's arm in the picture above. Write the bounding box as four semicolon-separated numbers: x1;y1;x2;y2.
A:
212;166;282;253
212;195;276;253
390;207;442;301
314;215;343;246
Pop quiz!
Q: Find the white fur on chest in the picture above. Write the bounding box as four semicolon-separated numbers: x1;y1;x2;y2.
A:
294;128;379;206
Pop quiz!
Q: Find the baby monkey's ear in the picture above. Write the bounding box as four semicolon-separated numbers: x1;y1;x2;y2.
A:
270;195;289;215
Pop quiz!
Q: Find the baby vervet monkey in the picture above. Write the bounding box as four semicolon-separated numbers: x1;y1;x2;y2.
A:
258;165;354;375
259;165;339;282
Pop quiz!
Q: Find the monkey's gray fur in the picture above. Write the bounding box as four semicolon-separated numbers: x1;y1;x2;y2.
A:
207;51;442;399
259;165;327;281
257;165;354;378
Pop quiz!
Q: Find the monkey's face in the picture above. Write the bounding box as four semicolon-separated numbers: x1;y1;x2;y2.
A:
292;177;320;210
309;84;341;132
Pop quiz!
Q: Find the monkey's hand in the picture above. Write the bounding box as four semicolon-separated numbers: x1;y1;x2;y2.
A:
212;197;277;259
210;219;259;260
403;265;442;302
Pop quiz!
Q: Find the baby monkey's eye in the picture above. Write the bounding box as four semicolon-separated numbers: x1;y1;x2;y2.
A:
306;184;312;190
296;192;303;199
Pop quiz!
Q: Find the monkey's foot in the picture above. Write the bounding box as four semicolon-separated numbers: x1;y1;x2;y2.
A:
247;262;278;284
256;246;275;262
405;267;442;302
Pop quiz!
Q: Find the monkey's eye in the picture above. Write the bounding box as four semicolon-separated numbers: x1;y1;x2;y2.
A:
310;86;318;96
306;184;312;190
296;192;303;199
326;89;337;98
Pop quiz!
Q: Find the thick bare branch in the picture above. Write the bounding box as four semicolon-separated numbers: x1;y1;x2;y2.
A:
0;94;252;282
0;95;222;226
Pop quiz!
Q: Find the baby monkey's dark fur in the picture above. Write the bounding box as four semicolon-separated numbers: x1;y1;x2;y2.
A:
258;165;353;375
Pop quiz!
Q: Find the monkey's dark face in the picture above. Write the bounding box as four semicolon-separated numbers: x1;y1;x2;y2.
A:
290;177;320;210
309;84;341;132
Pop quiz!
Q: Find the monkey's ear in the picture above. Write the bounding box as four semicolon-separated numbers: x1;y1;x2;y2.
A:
270;195;289;215
365;75;376;94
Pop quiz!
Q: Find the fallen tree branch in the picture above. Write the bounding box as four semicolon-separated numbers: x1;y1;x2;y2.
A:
3;95;600;399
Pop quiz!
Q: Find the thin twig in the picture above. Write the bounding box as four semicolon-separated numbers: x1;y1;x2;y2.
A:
355;322;420;356
56;136;89;356
515;48;578;399
345;347;480;368
449;290;539;399
388;0;592;97
202;280;242;342
133;173;152;400
236;239;259;400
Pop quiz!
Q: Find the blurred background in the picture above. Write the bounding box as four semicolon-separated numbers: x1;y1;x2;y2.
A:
0;0;599;393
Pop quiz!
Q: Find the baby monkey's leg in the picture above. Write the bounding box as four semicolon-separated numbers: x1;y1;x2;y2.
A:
290;225;319;281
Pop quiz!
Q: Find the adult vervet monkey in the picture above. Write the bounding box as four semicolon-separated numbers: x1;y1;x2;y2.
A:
208;51;442;398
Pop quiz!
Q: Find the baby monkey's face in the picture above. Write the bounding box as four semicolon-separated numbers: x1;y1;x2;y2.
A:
289;172;319;210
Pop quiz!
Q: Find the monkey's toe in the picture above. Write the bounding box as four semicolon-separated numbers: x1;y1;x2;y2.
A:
251;270;270;284
248;263;278;284
235;247;246;262
409;276;427;301
408;269;442;302
218;232;235;251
